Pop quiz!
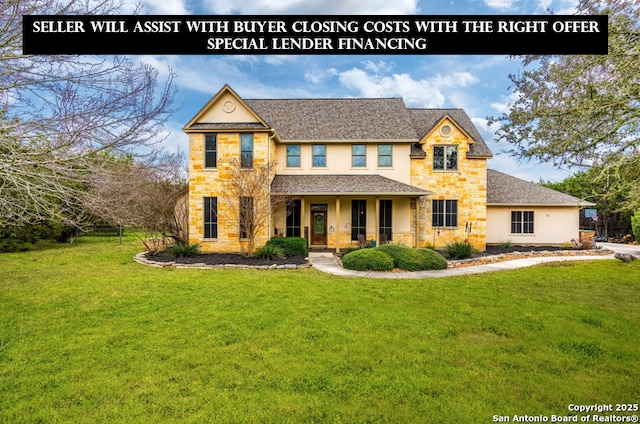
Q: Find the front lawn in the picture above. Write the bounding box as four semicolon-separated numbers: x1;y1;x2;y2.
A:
1;236;639;423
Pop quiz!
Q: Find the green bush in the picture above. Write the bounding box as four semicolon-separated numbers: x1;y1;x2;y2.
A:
375;243;411;267
265;237;308;257
374;243;448;271
394;248;449;271
0;238;35;253
165;242;201;258
445;241;477;260
632;211;640;243
252;244;285;260
342;249;394;271
0;221;74;246
416;249;449;270
343;245;362;255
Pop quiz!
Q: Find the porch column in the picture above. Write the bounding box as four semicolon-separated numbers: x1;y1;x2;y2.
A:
335;196;341;254
375;197;380;247
415;197;420;248
301;197;307;247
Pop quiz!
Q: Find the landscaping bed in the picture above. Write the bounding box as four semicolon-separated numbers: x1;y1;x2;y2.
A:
146;252;309;267
448;244;613;268
334;244;614;272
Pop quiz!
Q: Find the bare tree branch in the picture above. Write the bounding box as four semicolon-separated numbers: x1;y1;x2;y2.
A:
1;0;176;229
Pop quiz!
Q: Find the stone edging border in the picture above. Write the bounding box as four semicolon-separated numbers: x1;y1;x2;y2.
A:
447;248;614;268
134;252;311;270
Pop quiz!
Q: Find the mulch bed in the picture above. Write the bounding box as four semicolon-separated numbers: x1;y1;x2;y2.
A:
149;252;308;266
447;245;612;268
147;245;611;269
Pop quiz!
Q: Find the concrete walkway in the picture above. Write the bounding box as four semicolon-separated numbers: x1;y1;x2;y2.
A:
308;242;640;279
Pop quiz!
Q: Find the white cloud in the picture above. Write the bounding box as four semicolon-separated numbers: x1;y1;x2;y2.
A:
471;117;492;134
201;0;418;14
490;91;520;115
484;0;518;10
362;60;395;73
338;66;478;108
305;68;339;84
263;55;298;66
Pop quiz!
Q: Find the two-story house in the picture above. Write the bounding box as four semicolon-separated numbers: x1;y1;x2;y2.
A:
182;84;590;254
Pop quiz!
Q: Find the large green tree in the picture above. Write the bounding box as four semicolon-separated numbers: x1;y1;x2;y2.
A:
0;0;176;229
489;0;639;209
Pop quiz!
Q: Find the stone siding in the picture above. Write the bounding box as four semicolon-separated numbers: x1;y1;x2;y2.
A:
410;118;487;251
188;131;275;253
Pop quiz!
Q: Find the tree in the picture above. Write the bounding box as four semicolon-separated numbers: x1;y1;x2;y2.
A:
222;159;287;256
82;151;188;253
488;0;640;203
541;164;634;238
0;0;176;230
632;211;640;242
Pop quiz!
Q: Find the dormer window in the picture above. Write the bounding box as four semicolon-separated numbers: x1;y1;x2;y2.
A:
433;145;457;171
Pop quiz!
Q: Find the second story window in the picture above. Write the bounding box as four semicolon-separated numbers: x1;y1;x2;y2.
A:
287;145;301;167
378;144;392;167
204;135;217;168
352;144;366;167
240;133;254;168
312;145;326;167
433;145;458;171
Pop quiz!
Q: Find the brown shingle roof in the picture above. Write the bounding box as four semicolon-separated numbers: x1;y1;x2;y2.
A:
245;98;418;141
409;109;493;158
487;169;594;206
271;174;431;196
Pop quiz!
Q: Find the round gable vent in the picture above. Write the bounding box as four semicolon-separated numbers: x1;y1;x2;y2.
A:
222;100;236;113
440;124;452;137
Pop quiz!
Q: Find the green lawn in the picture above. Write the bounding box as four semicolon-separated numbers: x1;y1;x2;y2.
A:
1;236;639;423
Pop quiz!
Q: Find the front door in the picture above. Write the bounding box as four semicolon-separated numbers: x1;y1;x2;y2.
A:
310;205;327;246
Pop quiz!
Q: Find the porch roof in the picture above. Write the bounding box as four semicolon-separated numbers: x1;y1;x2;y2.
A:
271;174;432;196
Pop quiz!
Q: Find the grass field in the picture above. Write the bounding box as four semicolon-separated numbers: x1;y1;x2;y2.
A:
1;235;639;423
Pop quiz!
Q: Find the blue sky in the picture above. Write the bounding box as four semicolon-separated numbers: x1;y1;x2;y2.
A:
123;0;586;183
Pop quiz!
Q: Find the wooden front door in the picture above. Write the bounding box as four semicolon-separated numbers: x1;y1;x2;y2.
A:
310;205;327;246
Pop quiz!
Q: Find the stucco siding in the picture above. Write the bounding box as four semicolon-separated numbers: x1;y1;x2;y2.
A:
486;206;581;245
275;143;412;184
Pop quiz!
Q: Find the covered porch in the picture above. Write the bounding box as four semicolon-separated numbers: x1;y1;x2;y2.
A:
271;175;432;253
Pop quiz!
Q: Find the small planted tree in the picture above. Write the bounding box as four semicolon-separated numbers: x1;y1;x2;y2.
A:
222;158;287;256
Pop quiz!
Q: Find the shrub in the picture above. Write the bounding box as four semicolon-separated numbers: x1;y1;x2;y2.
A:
342;249;394;271
394;248;449;271
632;211;640;243
265;237;308;257
252;244;285;260
374;243;448;271
0;238;35;253
375;243;411;267
165;242;201;258
343;245;362;255
445;241;477;260
416;249;449;270
499;240;513;249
